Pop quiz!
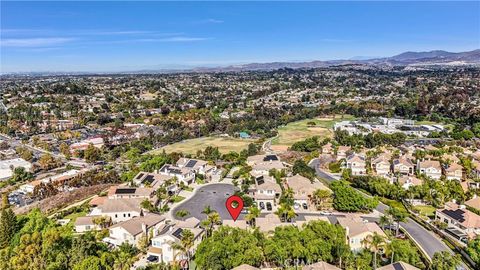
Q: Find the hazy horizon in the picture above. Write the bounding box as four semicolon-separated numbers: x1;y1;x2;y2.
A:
1;1;479;73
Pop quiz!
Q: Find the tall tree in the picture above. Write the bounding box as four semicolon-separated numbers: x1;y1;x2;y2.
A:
0;208;17;248
361;232;386;270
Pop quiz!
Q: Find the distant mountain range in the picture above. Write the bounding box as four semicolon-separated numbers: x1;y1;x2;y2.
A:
2;49;479;76
189;49;480;72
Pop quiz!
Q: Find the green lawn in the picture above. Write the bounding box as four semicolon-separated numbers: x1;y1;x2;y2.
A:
271;115;355;148
149;136;257;155
170;195;186;203
414;205;436;218
63;210;88;222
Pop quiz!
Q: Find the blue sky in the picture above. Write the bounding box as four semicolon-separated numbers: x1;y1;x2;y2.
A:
1;1;479;72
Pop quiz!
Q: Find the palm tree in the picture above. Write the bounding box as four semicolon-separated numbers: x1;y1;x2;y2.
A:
202;205;212;216
113;251;135;270
180;229;194;261
169;229;194;268
361;232;386;270
379;214;392;231
312;189;331;210
275;203;296;223
387;207;408;237
201;210;221;237
245;205;260;227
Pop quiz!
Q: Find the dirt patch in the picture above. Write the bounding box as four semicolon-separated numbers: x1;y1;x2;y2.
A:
14;184;113;215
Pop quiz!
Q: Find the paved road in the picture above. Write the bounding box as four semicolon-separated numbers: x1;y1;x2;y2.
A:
309;158;452;261
172;183;243;221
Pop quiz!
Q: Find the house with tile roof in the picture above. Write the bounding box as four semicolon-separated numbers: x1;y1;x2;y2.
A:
346;154;366;176
445;163;463;181
417;160;442;180
91;198;144;223
250;173;281;212
393;157;415;176
337;217;386;252
285;174;331;210
103;213;166;247
435;202;480;238
148;219;204;264
372;155;391;176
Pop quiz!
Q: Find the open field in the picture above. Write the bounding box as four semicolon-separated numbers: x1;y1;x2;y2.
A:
150;136;257;155
271;115;355;150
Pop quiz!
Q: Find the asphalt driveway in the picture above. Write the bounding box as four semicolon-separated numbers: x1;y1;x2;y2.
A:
172;183;242;221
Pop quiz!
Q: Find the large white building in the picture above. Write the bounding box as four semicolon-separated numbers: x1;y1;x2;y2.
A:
0;158;32;181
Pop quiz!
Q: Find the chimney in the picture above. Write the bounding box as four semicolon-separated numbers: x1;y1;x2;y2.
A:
142;223;147;234
459;205;466;210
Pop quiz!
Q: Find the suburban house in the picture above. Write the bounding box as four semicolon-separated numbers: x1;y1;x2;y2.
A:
346;154;367;176
435;202;480;238
372;155;391;176
417;160;442;180
393;157;415;175
250;173;281;212
465;195;480;212
336;146;351;161
157;164;195;185
247;154;285;175
285;174;330;210
133;172;177;192
444;163;463;181
377;261;420;270
74;216;102;233
336;217;386;252
69;137;104;153
148;217;204;264
104;213;166;247
322;143;334;155
91;198;143;223
107;186;154;199
176;158;216;180
397;175;423;190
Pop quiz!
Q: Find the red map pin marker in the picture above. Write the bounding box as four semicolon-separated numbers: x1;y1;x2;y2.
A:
226;195;244;221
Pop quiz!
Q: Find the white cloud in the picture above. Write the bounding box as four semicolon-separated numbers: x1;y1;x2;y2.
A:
1;37;75;47
195;18;224;24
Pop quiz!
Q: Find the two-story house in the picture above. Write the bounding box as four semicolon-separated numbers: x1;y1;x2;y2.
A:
417;160;442;180
247;154;285;175
285;174;330;210
104;213;166;247
133;172;178;193
393;157;415;176
444;163;463;181
157;164;195;185
436;202;480;239
176;158;216;180
91;198;143;223
250;173;282;212
372;155;391;177
148;217;204;264
337;217;386;252
346;154;367;176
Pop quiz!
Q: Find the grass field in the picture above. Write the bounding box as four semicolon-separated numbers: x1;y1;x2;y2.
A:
150;136;257;155
271;115;355;150
414;205;436;218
